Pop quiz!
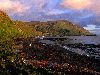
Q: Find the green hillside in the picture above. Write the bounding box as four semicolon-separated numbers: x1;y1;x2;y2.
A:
0;11;42;42
26;20;92;36
0;10;92;51
0;11;16;42
0;11;42;75
0;10;92;40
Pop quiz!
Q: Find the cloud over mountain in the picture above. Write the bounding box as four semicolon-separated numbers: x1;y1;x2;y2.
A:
0;0;100;26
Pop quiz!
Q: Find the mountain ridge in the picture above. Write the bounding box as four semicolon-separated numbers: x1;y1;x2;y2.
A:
26;20;93;36
0;10;93;38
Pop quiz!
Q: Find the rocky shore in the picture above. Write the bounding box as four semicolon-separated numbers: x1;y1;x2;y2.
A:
14;37;100;75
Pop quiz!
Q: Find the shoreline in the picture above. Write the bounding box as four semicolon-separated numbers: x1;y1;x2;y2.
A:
14;37;100;74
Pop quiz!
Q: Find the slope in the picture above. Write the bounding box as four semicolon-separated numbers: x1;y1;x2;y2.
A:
26;20;92;36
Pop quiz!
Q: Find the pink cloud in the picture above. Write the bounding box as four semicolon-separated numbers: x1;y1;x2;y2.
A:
0;0;30;14
60;0;100;16
60;0;92;10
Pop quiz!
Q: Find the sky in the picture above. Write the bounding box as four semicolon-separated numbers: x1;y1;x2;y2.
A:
0;0;100;34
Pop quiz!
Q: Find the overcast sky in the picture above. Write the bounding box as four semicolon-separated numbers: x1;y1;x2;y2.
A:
0;0;100;34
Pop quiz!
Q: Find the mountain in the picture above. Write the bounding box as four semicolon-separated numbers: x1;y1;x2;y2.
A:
0;10;93;40
26;20;92;36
